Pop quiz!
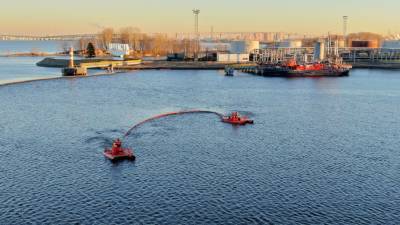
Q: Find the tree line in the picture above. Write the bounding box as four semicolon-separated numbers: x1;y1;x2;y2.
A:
73;27;199;58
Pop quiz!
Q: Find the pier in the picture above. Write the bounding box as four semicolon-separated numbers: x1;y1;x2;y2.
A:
37;58;245;70
37;57;142;69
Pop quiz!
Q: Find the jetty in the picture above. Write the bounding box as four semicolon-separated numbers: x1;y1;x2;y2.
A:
37;57;142;69
37;58;247;70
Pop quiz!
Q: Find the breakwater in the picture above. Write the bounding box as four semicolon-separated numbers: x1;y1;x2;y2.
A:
36;57;141;68
36;57;253;70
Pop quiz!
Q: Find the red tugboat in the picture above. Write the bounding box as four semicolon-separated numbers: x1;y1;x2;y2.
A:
254;42;352;77
104;139;135;161
258;59;352;77
222;112;254;125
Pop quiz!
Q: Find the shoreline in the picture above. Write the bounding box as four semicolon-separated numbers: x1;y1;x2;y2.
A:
0;52;67;57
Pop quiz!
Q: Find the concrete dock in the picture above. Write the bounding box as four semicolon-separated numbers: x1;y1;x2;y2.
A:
115;61;253;70
36;57;141;69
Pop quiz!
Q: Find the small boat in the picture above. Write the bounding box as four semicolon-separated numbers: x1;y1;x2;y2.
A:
225;66;235;76
104;139;135;161
222;112;254;125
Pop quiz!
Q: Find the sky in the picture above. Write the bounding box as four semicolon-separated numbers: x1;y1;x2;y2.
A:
1;0;399;35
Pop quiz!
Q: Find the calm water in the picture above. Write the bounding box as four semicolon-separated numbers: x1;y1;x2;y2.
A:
0;41;70;83
0;40;75;54
0;41;106;84
0;57;60;84
0;66;399;224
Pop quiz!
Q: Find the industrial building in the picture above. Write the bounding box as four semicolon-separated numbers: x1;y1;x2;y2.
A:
217;53;250;63
213;40;259;63
108;43;130;58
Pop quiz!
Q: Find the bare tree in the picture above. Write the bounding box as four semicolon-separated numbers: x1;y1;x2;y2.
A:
98;28;114;50
60;41;71;53
151;33;174;56
78;38;88;52
120;26;141;51
95;27;203;57
138;34;152;55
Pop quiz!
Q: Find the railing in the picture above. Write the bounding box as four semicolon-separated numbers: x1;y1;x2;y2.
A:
253;47;400;63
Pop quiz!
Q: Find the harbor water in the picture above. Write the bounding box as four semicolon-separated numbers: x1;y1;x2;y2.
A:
0;41;69;84
0;42;399;224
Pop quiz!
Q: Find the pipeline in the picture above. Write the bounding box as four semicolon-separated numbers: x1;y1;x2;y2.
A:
124;110;223;137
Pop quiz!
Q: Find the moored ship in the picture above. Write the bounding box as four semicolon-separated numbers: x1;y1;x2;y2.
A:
258;59;352;77
252;39;352;77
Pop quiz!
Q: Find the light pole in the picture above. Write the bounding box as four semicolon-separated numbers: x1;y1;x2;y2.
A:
343;16;348;47
193;9;200;61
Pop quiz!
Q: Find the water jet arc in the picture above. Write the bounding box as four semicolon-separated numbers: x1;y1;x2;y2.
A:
124;110;223;137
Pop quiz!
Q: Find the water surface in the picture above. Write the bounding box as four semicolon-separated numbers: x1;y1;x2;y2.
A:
0;40;74;54
0;69;399;224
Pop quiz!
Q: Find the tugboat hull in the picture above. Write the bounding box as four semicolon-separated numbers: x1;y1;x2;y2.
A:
260;67;350;77
104;148;135;161
222;117;254;125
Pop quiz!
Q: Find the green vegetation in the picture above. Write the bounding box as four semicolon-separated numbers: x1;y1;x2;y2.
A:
86;42;96;58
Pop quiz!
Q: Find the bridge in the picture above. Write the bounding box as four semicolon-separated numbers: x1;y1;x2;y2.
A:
0;34;97;41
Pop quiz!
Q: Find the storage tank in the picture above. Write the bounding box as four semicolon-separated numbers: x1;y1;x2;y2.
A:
351;40;378;48
381;40;400;49
278;40;302;48
337;40;345;48
230;41;260;54
314;41;325;61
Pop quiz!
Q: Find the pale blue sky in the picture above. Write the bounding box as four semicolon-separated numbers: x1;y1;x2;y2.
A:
1;0;399;35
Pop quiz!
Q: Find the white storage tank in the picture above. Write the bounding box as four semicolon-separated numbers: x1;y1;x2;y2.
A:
278;40;302;48
337;40;345;48
230;41;260;54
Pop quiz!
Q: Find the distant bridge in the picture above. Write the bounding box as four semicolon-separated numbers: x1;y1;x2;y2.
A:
0;34;97;41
